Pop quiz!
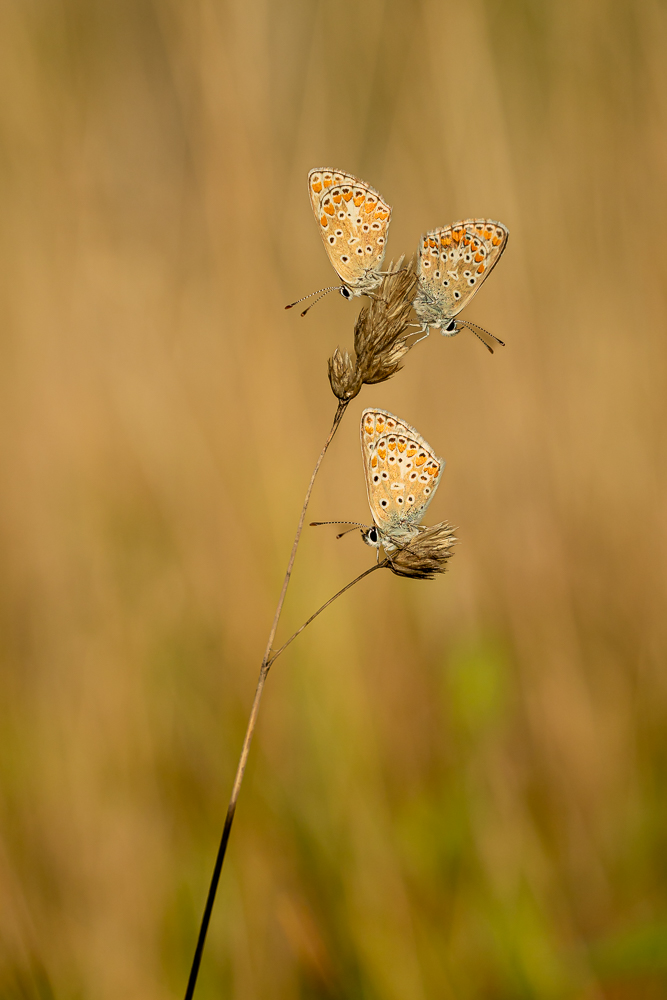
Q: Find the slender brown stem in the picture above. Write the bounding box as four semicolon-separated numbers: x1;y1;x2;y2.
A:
262;400;348;662
184;400;348;1000
268;561;387;668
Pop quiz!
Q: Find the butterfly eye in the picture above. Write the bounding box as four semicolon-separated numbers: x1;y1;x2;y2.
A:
369;528;377;543
340;286;352;300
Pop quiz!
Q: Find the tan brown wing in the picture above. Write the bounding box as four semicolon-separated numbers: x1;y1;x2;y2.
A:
308;168;391;291
415;218;508;325
360;408;443;538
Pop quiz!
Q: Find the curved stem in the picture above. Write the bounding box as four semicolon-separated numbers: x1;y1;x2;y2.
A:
268;561;387;667
262;400;348;662
184;400;348;1000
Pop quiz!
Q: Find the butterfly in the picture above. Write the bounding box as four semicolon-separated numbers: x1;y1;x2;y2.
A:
312;409;444;554
412;219;509;351
286;169;392;315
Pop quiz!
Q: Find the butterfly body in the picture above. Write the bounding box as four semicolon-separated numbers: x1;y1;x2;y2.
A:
361;408;443;553
413;218;509;341
307;168;392;298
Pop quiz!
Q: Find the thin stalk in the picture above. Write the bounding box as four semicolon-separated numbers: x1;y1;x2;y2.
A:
184;400;348;1000
268;560;387;667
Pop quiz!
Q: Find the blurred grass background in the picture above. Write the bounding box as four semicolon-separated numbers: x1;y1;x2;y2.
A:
0;0;666;997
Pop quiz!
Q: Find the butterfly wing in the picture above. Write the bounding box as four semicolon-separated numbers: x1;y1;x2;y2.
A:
360;408;443;542
308;168;391;292
414;218;508;326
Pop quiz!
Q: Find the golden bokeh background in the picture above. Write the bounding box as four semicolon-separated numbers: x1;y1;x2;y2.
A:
1;1;666;997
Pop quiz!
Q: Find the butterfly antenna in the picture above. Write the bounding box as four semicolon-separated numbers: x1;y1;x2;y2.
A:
310;520;366;528
335;526;364;539
458;320;505;354
310;520;367;539
285;286;340;315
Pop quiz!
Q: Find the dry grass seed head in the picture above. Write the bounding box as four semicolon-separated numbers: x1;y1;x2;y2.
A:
387;522;457;580
328;258;418;400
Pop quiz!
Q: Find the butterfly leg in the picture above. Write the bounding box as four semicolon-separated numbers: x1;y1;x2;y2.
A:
408;323;431;346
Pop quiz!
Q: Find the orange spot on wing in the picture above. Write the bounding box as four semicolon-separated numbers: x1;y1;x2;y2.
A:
371;455;378;468
388;440;396;451
477;263;485;273
323;176;333;187
363;201;376;214
474;252;484;262
320;215;328;227
378;447;387;460
312;181;322;194
343;190;353;201
332;193;342;203
397;440;406;452
428;239;437;247
492;235;502;246
415;454;427;466
406;446;417;457
324;204;335;216
353;195;364;207
427;465;438;476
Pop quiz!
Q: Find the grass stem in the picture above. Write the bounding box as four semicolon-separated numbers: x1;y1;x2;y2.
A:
184;400;348;999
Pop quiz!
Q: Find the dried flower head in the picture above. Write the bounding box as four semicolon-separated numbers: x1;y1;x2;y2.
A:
328;258;418;401
387;522;457;580
327;347;362;401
